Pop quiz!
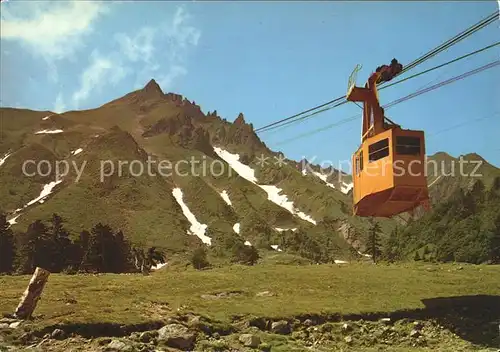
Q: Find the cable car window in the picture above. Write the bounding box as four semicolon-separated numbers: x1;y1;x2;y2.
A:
368;138;389;161
359;151;364;171
396;136;420;155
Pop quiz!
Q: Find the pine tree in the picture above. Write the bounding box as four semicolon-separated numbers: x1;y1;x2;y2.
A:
493;176;500;191
147;246;166;268
382;226;400;263
70;230;90;271
470;180;485;203
414;251;421;261
0;213;15;273
15;220;50;274
490;214;500;264
191;246;210;270
488;176;500;200
111;230;133;273
366;219;382;263
80;223;115;272
340;202;349;214
132;246;165;274
48;213;72;272
231;243;260;265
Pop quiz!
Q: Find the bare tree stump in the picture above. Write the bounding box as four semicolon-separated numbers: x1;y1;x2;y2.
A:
14;267;50;320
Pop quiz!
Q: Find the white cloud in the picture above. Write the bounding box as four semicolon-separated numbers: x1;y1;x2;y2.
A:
0;1;108;60
72;51;129;108
114;5;201;93
53;93;66;113
167;6;201;52
115;27;156;63
2;3;200;109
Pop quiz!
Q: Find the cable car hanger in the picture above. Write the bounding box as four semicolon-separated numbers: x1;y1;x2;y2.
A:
254;10;498;134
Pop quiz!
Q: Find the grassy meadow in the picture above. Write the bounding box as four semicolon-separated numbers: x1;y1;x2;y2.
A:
1;261;499;330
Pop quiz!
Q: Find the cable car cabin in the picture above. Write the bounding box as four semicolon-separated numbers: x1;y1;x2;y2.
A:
347;61;430;218
351;128;429;217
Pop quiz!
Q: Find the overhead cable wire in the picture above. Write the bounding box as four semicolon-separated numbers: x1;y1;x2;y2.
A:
255;10;498;133
273;60;500;146
384;60;500;109
256;41;500;134
427;111;500;138
381;41;500;90
398;11;498;74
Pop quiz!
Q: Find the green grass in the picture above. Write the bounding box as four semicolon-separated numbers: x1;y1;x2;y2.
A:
1;262;499;330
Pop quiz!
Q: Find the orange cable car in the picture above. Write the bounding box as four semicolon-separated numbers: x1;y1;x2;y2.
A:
346;60;431;218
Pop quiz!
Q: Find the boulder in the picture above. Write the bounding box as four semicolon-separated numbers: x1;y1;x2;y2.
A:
106;340;133;351
51;328;65;340
410;329;421;338
303;319;313;327
138;330;158;343
157;324;196;350
271;320;291;335
9;322;21;329
239;333;261;348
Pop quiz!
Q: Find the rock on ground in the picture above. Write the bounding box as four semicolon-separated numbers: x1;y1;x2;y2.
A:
271;320;291;335
106;339;133;351
239;333;261;348
157;323;196;351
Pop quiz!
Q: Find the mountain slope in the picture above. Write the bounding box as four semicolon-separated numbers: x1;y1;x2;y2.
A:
426;152;500;204
387;177;500;264
3;79;495;262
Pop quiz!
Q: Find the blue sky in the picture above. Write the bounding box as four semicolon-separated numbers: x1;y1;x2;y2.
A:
1;1;499;170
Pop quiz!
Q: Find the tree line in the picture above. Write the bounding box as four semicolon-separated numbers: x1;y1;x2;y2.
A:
0;213;165;275
380;178;500;264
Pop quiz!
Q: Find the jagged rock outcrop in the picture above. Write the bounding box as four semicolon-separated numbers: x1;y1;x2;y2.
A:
142;113;192;138
142;113;215;157
234;113;245;125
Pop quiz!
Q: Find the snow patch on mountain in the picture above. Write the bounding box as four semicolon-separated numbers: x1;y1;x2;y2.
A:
358;250;372;258
213;147;316;225
35;129;63;134
220;190;232;206
72;148;83;156
341;182;353;194
312;171;336;189
6;179;63;227
271;245;283;252
0;152;12;167
172;188;211;245
25;180;63;208
152;262;167;270
275;227;297;232
7;214;21;226
233;223;240;234
213;147;257;183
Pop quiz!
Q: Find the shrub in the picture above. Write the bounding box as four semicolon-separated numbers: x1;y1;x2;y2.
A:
191;247;210;270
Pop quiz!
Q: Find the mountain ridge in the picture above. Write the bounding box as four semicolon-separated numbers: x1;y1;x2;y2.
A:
1;79;498;263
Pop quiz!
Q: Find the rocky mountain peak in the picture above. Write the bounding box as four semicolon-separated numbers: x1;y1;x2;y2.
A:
234;113;246;125
142;79;164;97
